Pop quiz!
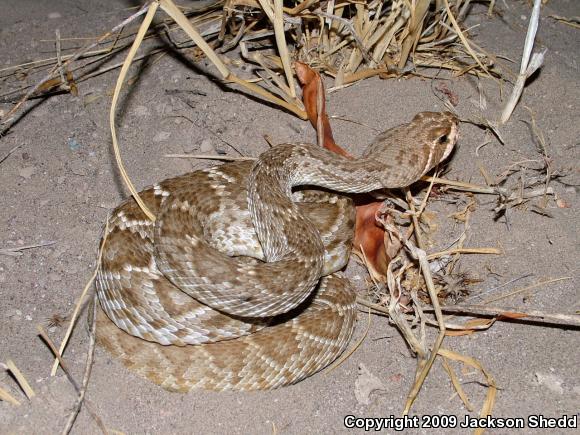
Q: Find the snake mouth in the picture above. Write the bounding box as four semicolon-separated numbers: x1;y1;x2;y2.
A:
441;120;459;163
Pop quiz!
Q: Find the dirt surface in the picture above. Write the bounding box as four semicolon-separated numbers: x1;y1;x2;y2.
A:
0;1;579;434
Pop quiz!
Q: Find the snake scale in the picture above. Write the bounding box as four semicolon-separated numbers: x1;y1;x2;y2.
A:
95;111;459;391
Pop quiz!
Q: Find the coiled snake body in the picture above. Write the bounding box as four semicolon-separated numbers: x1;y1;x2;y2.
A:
95;111;458;391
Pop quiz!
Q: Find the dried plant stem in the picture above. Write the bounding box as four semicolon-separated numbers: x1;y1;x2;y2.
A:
37;326;107;435
442;0;494;82
315;11;372;63
484;276;572;304
356;297;490;331
416;172;437;216
55;29;66;86
426;304;580;328
2;1;152;123
387;291;427;359
160;0;305;117
51;220;109;375
109;1;159;221
403;245;446;415
5;360;35;400
427;247;502;259
227;75;306;118
164;154;255;161
0;241;56;257
501;0;544;124
161;0;227;76
60;295;104;435
0;144;23;165
422;176;502;194
273;0;296;98
0;385;20;406
438;348;497;434
441;356;475;411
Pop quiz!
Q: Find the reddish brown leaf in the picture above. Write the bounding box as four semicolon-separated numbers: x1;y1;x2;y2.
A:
295;61;390;280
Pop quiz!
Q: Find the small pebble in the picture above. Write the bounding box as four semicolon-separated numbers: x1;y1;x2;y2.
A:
67;137;82;151
48;12;62;19
6;310;22;320
535;372;564;394
200;138;216;153
19;166;36;179
153;131;171;142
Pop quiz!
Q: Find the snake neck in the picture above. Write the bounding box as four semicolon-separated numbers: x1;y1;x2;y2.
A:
246;143;408;263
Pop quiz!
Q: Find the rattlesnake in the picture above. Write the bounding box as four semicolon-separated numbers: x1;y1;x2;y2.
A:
95;111;458;391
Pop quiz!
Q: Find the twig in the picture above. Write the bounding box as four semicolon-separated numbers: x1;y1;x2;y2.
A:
51;220;109;375
3;1;153;123
159;0;306;118
464;273;533;302
425;304;580;328
421;176;504;194
55;29;66;87
484;276;572;304
0;241;56;257
402;243;447;415
438;347;497;431
426;247;502;260
0;384;20;406
61;294;105;435
273;0;297;98
164;154;255;161
5;360;35;400
0;144;23;165
548;14;580;29
356;297;490;331
37;326;107;435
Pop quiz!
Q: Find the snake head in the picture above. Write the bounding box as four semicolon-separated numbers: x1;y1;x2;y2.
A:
412;111;459;173
361;111;459;186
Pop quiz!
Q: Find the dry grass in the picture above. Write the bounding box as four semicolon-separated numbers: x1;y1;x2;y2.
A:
351;164;573;418
1;0;506;129
353;190;500;418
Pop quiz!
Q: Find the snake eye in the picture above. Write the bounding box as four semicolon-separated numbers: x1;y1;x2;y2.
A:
437;134;448;144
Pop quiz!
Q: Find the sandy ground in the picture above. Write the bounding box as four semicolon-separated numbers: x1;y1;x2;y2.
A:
0;0;579;434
